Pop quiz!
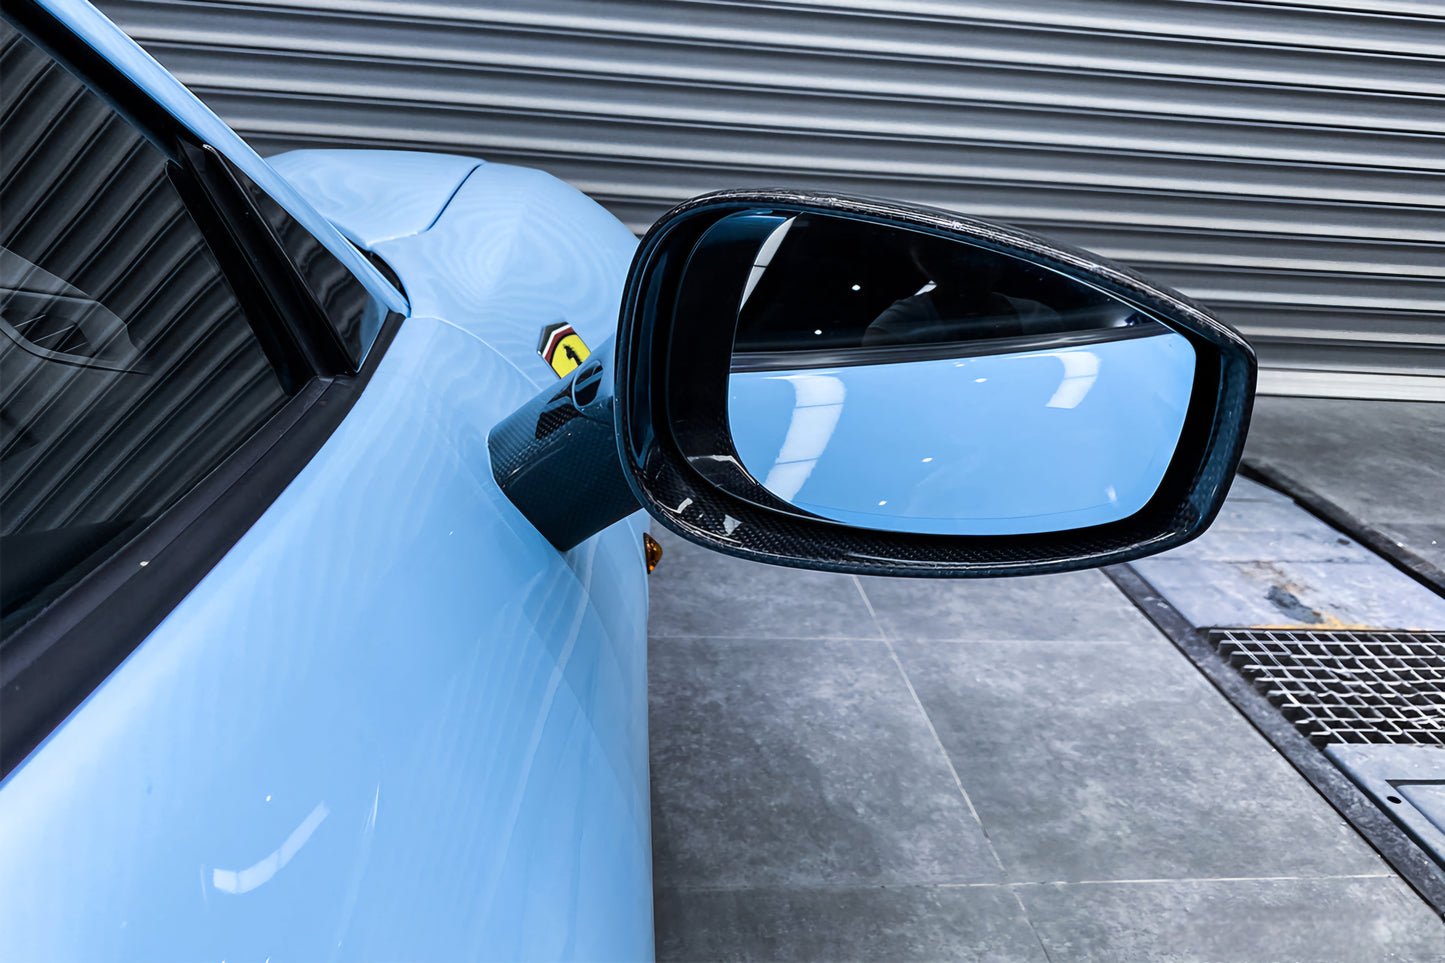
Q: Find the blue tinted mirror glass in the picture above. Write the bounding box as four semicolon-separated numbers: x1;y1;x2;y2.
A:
724;213;1196;536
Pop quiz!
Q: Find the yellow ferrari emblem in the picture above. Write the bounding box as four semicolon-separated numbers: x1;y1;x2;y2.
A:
538;321;590;378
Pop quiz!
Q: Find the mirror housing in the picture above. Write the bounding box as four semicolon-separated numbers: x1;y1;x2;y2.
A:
614;190;1254;576
491;189;1254;576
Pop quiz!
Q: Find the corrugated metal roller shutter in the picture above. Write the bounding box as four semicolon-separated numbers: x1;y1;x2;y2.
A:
95;0;1445;400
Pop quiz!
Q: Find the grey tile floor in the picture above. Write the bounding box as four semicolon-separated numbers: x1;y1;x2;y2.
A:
1244;398;1445;573
1133;476;1445;631
646;524;1445;961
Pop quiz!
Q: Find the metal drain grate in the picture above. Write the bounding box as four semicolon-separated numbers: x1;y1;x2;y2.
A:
1208;629;1445;747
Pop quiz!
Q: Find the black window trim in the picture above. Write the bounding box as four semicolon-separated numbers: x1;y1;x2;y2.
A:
1;3;405;777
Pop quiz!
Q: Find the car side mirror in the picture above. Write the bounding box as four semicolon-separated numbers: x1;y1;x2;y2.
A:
492;190;1255;576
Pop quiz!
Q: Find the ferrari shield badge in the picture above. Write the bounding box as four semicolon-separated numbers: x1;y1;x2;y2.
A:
538;321;590;378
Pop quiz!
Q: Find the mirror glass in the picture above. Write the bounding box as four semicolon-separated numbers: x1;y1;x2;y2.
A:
721;212;1196;536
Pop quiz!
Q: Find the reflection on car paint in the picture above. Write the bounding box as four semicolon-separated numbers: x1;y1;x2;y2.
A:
268;150;483;249
365;162;640;386
748;374;846;503
728;331;1196;535
212;801;330;895
0;320;653;960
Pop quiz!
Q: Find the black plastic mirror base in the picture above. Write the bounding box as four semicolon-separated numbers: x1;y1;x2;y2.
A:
488;341;641;552
614;189;1257;578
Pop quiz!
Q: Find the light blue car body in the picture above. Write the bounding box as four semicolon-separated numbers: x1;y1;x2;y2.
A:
727;331;1195;535
0;2;655;959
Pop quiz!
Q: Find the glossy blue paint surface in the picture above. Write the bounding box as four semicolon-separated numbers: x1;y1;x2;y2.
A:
728;332;1196;535
275;149;641;390
0;317;655;961
3;6;655;959
370;160;644;387
267;150;481;248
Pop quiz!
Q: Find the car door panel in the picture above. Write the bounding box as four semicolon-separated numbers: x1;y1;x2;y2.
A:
0;316;654;960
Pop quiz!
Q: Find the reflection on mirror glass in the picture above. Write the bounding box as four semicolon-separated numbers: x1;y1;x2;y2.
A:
722;213;1196;535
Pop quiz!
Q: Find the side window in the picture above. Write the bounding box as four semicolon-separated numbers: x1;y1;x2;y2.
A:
0;22;293;625
233;166;388;367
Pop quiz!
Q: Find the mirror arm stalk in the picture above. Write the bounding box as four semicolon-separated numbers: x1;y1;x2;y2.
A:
488;337;641;551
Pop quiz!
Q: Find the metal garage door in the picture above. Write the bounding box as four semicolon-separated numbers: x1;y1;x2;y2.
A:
95;0;1445;400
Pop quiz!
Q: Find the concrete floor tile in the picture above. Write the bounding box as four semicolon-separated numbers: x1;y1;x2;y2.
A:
649;637;1003;889
857;569;1159;643
1156;525;1371;563
1378;522;1445;573
1163;485;1371;567
647;527;880;640
1129;557;1290;627
1258;560;1445;629
1246;398;1445;528
1223;474;1294;504
1203;496;1347;535
895;639;1390;882
655;884;1049;962
1132;556;1445;629
1017;876;1444;962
